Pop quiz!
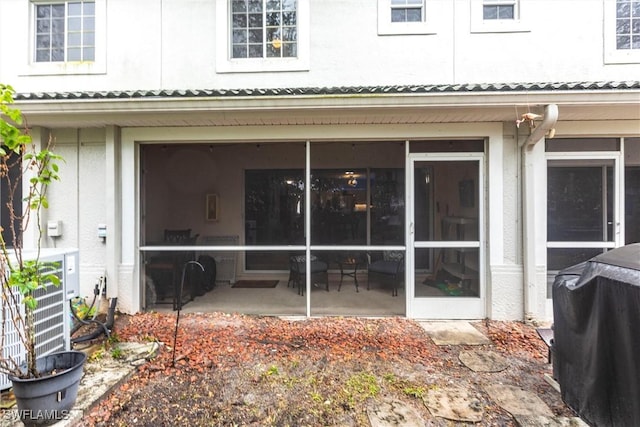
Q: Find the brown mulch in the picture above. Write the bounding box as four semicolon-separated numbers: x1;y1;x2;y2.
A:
78;312;573;427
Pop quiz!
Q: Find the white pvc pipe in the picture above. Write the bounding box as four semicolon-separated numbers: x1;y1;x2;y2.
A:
522;104;559;147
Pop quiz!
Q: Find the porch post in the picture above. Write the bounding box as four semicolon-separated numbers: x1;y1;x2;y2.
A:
305;140;311;316
105;126;121;301
521;141;547;321
404;141;411;317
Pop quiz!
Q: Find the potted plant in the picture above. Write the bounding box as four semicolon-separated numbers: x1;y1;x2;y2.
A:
0;83;86;426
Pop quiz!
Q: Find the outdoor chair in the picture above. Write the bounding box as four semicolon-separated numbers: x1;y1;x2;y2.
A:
197;254;217;293
288;255;329;296
367;251;404;296
147;229;199;309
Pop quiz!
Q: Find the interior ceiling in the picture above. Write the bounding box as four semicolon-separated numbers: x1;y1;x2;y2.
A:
14;103;639;129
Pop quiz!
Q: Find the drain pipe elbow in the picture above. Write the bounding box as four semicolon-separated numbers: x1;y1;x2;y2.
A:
521;104;559;148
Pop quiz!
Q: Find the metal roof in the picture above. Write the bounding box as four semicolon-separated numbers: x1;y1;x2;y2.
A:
14;80;640;101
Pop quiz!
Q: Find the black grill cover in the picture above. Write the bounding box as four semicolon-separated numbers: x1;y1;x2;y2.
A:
552;243;640;427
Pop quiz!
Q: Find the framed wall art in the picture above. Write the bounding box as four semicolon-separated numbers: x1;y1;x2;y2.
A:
206;193;219;221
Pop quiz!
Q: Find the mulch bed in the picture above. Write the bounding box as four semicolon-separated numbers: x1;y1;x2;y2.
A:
79;313;574;426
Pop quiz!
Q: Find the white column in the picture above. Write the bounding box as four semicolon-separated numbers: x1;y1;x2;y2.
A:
521;141;547;321
105;126;122;300
117;128;138;313
487;129;504;319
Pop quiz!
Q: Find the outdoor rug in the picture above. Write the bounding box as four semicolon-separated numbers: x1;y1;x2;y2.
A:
231;280;279;289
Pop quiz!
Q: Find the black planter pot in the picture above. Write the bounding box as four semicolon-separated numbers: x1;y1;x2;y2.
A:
9;350;87;426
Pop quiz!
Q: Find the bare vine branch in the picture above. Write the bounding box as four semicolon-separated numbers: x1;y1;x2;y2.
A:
0;83;63;378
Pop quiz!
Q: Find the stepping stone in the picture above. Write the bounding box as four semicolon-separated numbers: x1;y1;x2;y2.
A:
367;399;425;427
0;390;15;409
117;341;160;364
418;321;491;345
484;384;553;417
459;349;509;372
514;415;589;427
423;385;484;423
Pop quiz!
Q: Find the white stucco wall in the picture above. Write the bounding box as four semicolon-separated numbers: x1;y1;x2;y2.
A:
39;128;107;300
0;0;638;93
485;122;525;320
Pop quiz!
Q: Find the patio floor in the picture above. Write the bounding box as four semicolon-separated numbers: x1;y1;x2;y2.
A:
148;272;408;316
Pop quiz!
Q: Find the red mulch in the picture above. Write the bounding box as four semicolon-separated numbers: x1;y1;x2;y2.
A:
78;312;571;427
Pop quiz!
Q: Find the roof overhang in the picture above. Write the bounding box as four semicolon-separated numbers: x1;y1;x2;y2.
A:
11;81;640;128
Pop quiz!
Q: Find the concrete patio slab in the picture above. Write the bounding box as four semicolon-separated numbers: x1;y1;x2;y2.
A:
484;384;554;417
417;321;491;345
423;385;484;423
459;349;509;372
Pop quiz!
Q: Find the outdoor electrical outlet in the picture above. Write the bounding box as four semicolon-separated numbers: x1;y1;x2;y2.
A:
47;220;62;237
98;224;107;239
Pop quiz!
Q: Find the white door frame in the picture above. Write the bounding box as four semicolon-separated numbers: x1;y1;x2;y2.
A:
406;152;486;319
546;151;624;251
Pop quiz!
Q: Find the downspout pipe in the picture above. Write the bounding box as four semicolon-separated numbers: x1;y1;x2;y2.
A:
520;103;558;322
520;104;559;147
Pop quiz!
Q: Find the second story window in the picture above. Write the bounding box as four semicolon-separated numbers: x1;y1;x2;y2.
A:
391;0;424;23
377;0;438;35
483;0;516;20
616;0;640;49
231;0;297;59
35;1;95;63
605;0;639;62
471;0;527;33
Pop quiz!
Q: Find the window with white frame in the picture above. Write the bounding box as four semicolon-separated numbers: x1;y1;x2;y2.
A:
482;0;516;20
615;0;640;50
470;0;528;33
216;0;308;72
605;0;640;63
34;1;95;62
377;0;440;35
231;0;297;59
25;0;105;75
391;0;424;23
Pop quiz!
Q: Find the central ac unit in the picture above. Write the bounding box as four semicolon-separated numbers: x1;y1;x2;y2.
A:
0;248;79;390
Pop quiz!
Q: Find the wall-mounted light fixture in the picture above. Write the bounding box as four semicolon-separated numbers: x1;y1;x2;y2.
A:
345;171;358;187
